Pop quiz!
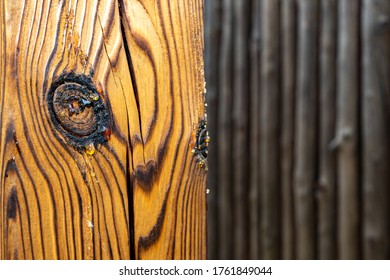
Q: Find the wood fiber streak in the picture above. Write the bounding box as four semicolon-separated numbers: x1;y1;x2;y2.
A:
119;0;206;259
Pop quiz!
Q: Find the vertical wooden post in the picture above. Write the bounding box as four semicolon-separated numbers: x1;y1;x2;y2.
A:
232;0;250;260
337;0;360;259
318;0;337;260
281;0;297;260
260;0;281;260
362;0;390;260
249;0;261;260
205;0;221;260
293;0;318;260
217;0;234;260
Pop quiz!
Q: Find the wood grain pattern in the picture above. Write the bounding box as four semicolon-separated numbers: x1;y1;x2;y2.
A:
0;0;206;260
119;0;206;260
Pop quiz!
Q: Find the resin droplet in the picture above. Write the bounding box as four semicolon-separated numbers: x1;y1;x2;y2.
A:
89;92;100;101
85;143;95;155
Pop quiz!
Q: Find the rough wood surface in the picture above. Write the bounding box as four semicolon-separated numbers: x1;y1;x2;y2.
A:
318;0;337;260
0;0;206;260
336;0;360;260
293;0;318;260
362;0;390;260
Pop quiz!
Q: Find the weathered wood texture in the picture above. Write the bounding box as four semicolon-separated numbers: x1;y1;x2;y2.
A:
0;0;206;260
205;0;390;259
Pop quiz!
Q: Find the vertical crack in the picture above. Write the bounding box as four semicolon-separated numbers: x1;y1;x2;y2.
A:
118;0;137;260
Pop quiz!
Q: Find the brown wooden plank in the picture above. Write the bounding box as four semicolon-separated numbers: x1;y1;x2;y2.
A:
0;0;206;260
0;0;133;259
217;0;234;260
249;0;261;260
260;0;281;260
232;0;250;260
336;0;360;259
293;0;318;260
204;0;221;260
281;0;297;260
119;0;206;260
362;0;390;260
317;0;337;260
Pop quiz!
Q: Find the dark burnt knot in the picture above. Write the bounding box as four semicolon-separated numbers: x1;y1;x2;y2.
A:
47;72;112;154
192;119;210;170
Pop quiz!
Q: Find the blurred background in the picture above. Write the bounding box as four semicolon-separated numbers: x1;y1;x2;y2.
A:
204;0;389;259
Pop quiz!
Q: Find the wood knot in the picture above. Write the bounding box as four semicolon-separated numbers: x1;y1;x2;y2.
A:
192;119;209;170
47;72;112;152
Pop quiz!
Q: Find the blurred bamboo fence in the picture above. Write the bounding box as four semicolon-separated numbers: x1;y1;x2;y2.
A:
204;0;390;260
